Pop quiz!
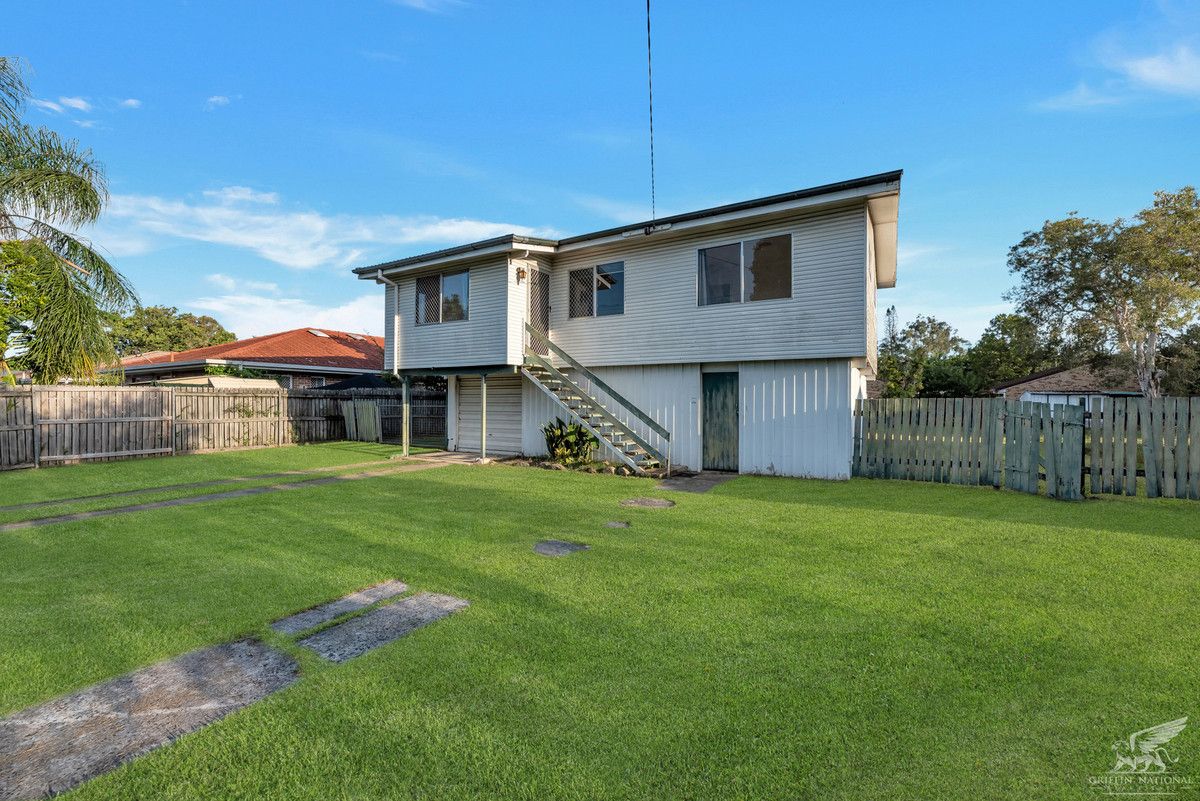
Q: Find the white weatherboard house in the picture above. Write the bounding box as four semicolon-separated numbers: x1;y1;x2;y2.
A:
355;171;901;478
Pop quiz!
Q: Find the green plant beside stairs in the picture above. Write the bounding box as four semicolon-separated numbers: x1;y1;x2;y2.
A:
542;418;599;468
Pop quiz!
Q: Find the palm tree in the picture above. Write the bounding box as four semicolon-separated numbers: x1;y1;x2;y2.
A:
0;56;137;383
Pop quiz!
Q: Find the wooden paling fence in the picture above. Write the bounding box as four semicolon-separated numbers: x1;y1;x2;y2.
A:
0;385;419;470
341;400;382;443
1088;396;1200;500
854;398;1085;500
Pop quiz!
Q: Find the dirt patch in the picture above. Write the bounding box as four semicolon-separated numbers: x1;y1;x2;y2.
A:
297;593;469;663
0;640;297;800
619;497;676;509
533;540;591;557
656;472;738;494
270;580;409;635
604;521;631;529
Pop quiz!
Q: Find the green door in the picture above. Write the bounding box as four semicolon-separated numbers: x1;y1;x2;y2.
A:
702;372;739;472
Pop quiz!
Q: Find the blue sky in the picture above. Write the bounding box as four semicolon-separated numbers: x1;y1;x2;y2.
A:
10;0;1200;339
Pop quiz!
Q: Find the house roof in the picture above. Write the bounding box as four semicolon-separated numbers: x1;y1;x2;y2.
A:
354;170;903;286
990;365;1141;396
118;328;384;374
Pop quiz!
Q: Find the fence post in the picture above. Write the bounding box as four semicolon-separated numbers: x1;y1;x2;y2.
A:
30;385;40;469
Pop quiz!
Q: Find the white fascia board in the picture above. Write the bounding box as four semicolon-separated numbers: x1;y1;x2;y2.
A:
368;242;557;281
556;180;901;254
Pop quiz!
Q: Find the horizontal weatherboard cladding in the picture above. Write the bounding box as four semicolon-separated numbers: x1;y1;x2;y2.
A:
395;257;510;369
547;204;868;367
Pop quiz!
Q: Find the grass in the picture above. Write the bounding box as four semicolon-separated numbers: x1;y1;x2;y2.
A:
2;454;1199;799
0;441;418;507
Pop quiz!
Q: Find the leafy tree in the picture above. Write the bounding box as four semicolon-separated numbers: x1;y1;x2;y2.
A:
899;315;967;361
877;306;923;397
204;364;268;379
1161;323;1200;396
107;306;235;356
1006;188;1200;397
0;56;136;383
876;307;971;397
966;313;1062;390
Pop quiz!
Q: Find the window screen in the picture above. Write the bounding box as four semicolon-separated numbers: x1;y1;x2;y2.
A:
595;262;624;316
697;242;741;306
569;267;595;318
743;235;791;301
441;270;469;322
416;275;440;325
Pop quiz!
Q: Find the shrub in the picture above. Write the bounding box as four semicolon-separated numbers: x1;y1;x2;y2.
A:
542;418;599;467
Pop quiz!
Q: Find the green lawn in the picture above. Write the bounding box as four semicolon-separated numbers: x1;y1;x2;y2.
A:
1;453;1198;800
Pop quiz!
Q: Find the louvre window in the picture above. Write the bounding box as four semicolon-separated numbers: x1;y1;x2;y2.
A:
569;262;625;318
698;234;792;306
415;270;469;325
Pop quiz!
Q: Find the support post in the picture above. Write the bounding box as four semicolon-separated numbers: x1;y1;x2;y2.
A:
31;385;40;469
402;377;411;457
480;373;488;461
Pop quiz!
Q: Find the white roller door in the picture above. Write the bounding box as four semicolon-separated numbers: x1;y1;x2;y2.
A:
456;374;523;455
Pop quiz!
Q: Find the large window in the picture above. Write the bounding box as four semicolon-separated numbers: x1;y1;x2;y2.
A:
697;234;791;306
568;261;625;318
415;269;470;325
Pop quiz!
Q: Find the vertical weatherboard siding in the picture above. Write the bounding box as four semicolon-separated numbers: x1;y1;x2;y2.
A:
738;359;855;479
547;204;869;367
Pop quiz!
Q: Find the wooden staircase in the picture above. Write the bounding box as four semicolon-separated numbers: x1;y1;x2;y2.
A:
521;324;671;475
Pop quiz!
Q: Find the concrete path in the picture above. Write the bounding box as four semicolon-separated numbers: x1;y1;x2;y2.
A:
270;580;409;635
0;458;411;514
0;640;297;801
298;593;469;663
656;472;738;494
0;461;451;533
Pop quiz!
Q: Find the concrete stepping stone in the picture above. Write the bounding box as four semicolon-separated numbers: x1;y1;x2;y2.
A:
619;497;676;509
0;640;297;801
270;580;409;635
297;593;468;663
604;521;631;528
656;472;737;494
533;540;591;557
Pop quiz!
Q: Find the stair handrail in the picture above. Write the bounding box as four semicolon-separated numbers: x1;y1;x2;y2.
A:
524;323;671;442
524;349;668;468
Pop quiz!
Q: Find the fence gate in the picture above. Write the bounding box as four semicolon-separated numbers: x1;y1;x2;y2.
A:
0;389;36;470
854;397;1085;500
341;400;382;443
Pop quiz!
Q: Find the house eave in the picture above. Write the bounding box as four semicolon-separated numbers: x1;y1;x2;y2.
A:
117;359;375;376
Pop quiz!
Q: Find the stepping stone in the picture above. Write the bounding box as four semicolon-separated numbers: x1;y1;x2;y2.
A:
0;640;297;801
657;472;738;494
533;539;591;557
270;580;409;635
604;521;631;528
619;497;676;509
297;593;468;663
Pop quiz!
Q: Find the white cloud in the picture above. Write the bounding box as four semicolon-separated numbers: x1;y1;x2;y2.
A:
1036;82;1123;111
1111;44;1200;96
59;96;92;112
30;98;64;114
99;188;556;270
202;186;279;205
72;119;99;129
205;95;231;110
206;273;280;293
191;292;382;338
390;0;465;12
119;98;142;109
572;195;654;224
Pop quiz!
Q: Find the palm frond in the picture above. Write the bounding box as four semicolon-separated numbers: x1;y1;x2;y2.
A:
0;124;106;229
0;57;28;129
13;224;137;312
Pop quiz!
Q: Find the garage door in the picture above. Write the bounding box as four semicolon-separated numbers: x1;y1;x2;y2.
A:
456;374;523;456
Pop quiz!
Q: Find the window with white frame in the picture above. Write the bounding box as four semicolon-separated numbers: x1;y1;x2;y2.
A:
568;261;625;318
697;234;792;306
415;269;470;325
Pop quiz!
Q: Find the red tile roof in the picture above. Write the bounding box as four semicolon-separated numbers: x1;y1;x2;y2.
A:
120;328;384;372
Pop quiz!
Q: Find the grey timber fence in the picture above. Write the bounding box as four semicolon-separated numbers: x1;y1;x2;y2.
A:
0;385;420;470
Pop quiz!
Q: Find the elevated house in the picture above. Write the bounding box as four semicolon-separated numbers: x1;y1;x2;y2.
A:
356;171;901;477
117;328;384;389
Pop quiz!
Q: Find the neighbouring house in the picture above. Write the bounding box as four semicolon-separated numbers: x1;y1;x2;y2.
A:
355;171;901;477
116;328;384;389
990;365;1141;411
